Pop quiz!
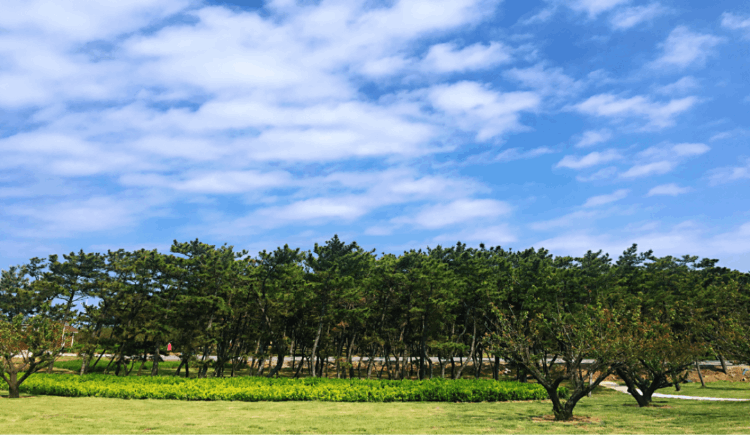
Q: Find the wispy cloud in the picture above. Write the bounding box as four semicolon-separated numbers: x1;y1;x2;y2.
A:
576;166;619;182
647;183;691;196
654;76;699;95
651;26;724;69
610;3;668;29
530;210;600;231
564;0;632;18
494;147;555;162
504;64;585;100
573;93;697;129
427;81;540;141
421;41;512;73
557;149;622;169
722;12;750;38
620;142;709;178
534;221;750;269
574;129;612;147
621;161;673;178
583;189;629;207
708;158;750;185
398;199;513;229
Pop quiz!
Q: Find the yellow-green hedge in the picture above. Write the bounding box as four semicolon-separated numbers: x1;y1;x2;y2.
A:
20;374;567;402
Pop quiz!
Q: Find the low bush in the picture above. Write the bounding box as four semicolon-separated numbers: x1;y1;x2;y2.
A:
19;374;567;402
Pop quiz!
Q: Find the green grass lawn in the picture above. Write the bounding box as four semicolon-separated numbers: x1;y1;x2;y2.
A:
2;384;749;434
657;381;750;399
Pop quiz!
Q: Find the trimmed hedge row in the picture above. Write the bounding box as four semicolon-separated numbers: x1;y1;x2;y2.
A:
20;374;567;402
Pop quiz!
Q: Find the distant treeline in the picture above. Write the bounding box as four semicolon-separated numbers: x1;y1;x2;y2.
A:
2;236;749;418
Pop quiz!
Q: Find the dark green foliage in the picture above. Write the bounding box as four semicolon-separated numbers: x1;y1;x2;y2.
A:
2;237;749;419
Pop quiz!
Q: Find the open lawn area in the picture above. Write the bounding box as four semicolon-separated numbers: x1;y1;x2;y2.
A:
657;381;750;399
2;385;749;434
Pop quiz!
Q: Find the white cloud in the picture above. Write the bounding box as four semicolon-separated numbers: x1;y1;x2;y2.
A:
360;56;412;78
4;195;166;236
672;142;710;156
709;128;749;142
583;189;629;207
519;6;557;25
708;158;750;185
493;147;555;162
530;210;600;231
576;166;618;182
407;199;512;229
637;142;710;160
621;161;674;178
421;41;512;73
564;0;631;18
573;93;697;129
721;12;750;38
647;183;691;196
256;197;369;223
654;76;699;96
121;170;295;194
556;149;622;169
610;3;667;29
574;129;612;147
534;221;750;268
190;168;490;235
427;81;540;140
619;142;709;179
504;64;584;100
651;26;724;69
0;0;190;42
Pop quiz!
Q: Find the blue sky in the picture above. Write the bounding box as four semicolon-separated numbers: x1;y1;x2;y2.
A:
2;0;749;271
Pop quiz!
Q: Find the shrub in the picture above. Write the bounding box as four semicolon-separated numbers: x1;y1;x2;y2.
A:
20;374;567;402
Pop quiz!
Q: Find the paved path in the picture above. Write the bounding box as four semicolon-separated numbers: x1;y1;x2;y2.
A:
600;381;750;402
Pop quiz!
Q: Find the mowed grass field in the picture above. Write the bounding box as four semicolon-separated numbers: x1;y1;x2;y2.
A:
2;385;750;434
657;381;750;399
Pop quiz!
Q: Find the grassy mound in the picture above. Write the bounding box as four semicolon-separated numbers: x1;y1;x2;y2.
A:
19;374;566;402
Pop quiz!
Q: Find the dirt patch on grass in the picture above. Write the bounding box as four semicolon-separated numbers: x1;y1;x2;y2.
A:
687;366;749;383
621;403;673;408
531;415;602;424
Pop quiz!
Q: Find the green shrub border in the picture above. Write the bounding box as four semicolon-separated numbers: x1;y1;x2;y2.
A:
20;374;568;402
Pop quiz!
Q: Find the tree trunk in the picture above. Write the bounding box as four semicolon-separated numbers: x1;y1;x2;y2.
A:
545;385;575;421
151;341;160;376
366;346;377;380
456;321;477;379
310;312;326;377
294;354;306;378
7;371;20;399
695;360;705;387
616;369;652;407
718;354;728;374
137;357;147;376
268;353;285;378
80;354;88;376
90;348;108;372
475;346;482;379
419;313;427;380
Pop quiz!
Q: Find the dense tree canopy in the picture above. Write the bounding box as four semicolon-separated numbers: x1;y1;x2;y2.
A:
1;236;748;420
